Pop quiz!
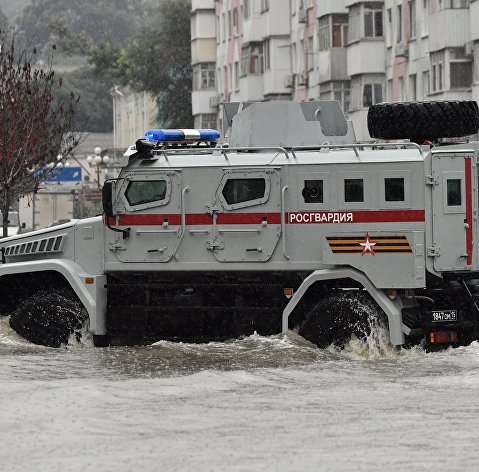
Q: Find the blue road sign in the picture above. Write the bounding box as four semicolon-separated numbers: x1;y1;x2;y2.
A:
44;167;82;183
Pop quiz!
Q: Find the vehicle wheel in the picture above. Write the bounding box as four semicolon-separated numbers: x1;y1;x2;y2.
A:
9;291;89;348
368;100;479;141
298;291;384;349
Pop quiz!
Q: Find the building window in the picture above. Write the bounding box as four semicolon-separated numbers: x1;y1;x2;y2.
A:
228;11;232;38
261;0;269;13
396;5;402;42
385;178;405;202
241;43;264;76
450;62;472;88
422;70;430;95
348;5;361;42
302;180;323;203
386;8;392;46
320;81;350;112
216;16;220;44
193;63;216;90
421;0;429;36
409;74;417;100
364;5;383;38
234;61;239;90
431;51;444;92
318;17;331;50
344;179;364;203
440;0;468;9
222;13;226;42
450;48;472;89
333;14;348;47
233;8;239;36
244;0;250;19
363;83;382;107
264;39;271;70
409;1;416;39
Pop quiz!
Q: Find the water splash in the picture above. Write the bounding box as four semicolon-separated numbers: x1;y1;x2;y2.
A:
65;320;94;349
0;316;38;348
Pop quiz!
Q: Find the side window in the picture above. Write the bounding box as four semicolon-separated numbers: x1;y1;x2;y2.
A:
125;180;167;206
385;177;405;202
302;180;323;203
222;178;266;205
447;179;461;206
344;178;364;202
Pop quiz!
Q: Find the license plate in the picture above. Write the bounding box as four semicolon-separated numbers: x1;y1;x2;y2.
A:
430;310;457;323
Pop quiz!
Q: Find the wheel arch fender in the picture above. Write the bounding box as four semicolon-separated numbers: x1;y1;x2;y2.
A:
0;259;107;336
282;268;405;346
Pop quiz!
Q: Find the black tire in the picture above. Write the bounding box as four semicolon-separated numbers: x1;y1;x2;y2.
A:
9;291;88;348
298;291;384;349
368;100;479;141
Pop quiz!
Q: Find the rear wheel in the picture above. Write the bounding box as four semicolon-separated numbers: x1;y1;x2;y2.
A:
368;100;479;142
9;291;88;348
298;291;385;349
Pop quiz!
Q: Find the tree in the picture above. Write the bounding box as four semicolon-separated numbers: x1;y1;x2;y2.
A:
0;31;80;237
91;0;193;128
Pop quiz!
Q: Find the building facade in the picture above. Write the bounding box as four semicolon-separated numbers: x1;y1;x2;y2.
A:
195;0;479;140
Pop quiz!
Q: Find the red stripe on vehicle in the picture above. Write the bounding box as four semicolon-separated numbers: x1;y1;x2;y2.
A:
465;157;473;266
107;209;424;227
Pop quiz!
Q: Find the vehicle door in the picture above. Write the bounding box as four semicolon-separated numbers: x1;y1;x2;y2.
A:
208;169;281;262
431;151;474;271
113;170;184;263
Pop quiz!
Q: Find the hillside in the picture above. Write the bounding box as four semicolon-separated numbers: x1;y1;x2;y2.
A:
0;0;29;22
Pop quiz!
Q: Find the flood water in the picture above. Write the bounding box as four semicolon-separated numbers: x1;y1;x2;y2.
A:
1;316;479;472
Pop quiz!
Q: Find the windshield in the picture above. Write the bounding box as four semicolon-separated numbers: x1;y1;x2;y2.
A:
0;211;20;227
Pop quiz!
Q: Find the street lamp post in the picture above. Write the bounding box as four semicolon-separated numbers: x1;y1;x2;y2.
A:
86;147;110;189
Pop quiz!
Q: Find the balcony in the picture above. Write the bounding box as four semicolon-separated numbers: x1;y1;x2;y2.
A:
429;8;469;52
347;40;385;76
318;49;348;83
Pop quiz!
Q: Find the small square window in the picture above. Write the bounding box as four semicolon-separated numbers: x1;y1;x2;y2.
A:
385;178;405;201
344;179;364;202
447;179;461;206
302;180;323;203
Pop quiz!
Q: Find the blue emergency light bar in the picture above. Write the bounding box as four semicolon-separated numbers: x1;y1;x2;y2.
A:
145;128;221;142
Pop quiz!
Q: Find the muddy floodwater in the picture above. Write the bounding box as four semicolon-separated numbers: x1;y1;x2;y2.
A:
1;317;479;472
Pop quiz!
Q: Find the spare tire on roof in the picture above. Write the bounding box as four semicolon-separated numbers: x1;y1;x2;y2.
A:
367;100;479;141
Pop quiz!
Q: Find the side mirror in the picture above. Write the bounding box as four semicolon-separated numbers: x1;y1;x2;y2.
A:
102;180;117;217
21;222;26;229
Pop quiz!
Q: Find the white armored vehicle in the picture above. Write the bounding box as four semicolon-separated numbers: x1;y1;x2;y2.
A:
1;100;479;350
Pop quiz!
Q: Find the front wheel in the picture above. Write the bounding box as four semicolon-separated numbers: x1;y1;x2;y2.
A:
298;291;385;349
9;291;89;348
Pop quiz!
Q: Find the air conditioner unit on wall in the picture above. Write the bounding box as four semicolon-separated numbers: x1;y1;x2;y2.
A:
209;95;218;108
395;43;409;58
284;74;294;88
297;72;308;86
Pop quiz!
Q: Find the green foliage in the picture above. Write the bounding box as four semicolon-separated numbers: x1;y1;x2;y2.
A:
57;67;113;132
19;0;150;54
94;0;193;127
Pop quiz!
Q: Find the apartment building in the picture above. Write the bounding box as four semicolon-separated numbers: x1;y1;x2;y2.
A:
191;0;218;129
106;0;479;145
195;0;479;140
